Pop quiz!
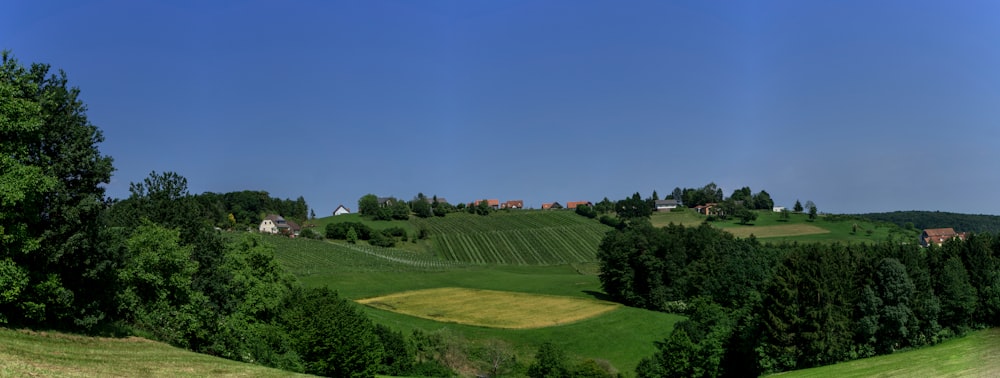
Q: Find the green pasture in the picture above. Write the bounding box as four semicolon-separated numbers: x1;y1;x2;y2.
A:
704;211;916;244
772;328;1000;377
272;236;681;373
0;328;305;377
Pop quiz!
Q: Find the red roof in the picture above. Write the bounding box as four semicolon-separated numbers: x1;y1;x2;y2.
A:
503;200;524;209
566;201;592;209
473;199;500;207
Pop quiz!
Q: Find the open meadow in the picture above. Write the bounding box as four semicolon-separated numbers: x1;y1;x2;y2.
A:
771;328;1000;378
358;287;620;329
0;328;306;377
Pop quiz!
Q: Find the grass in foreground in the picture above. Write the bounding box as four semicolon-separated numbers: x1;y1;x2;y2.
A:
772;328;1000;378
358;287;620;329
0;328;306;377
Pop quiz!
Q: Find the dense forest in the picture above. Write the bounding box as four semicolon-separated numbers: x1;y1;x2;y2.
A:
861;211;1000;234
597;216;1000;377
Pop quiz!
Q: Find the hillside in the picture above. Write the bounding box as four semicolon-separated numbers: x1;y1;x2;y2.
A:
652;209;918;244
0;328;307;377
270;234;683;374
771;328;1000;377
413;210;611;265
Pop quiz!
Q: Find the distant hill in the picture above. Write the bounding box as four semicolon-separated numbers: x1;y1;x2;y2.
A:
859;211;1000;233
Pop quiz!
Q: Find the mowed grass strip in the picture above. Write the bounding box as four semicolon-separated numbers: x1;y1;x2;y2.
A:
0;328;305;377
358;287;620;329
723;224;830;238
771;328;1000;378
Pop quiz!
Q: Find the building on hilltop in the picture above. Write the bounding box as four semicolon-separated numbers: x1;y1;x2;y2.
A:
472;199;500;209
502;200;524;209
566;201;593;209
333;204;351;216
920;228;966;247
542;202;563;210
655;199;679;211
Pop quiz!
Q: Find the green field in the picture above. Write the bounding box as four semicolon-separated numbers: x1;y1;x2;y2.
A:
772;328;1000;377
413;211;611;265
271;234;682;373
0;328;305;377
653;209;916;243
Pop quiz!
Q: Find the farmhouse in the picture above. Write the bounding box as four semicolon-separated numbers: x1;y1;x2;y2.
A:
333;204;351;216
473;199;500;209
502;200;524;209
695;203;719;216
920;228;966;247
377;197;394;207
259;214;289;234
773;206;786;212
542;202;563;210
655;199;679;211
566;201;592;209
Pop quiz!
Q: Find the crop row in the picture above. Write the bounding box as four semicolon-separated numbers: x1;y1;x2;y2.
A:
413;211;602;235
268;237;458;274
434;224;608;265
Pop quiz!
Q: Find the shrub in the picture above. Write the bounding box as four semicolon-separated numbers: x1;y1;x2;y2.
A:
599;215;621;228
326;222;372;240
369;232;396;248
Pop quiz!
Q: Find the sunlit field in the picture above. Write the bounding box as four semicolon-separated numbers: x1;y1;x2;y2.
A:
358;287;620;329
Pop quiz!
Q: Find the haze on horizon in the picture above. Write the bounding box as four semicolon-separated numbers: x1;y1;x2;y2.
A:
4;1;999;215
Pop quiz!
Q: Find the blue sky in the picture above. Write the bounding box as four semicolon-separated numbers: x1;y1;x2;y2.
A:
4;1;1000;215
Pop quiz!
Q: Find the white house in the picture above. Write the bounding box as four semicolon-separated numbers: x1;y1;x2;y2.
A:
655;199;679;211
333;204;351;216
259;214;288;234
773;206;786;212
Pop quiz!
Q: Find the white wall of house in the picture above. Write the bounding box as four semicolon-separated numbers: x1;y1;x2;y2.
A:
259;219;278;234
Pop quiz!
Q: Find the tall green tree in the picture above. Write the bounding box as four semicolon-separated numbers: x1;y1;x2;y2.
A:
528;342;569;378
411;193;432;218
358;194;381;218
284;287;383;377
0;52;115;329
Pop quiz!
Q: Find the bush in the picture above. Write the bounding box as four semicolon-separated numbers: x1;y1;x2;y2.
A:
599;215;621;228
325;222;372;240
369;231;396;248
298;228;320;239
575;205;597;219
383;227;407;237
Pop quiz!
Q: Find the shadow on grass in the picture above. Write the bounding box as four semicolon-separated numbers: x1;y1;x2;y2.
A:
582;290;614;301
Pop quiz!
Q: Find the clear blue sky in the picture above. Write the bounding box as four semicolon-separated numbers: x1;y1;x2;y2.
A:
5;1;1000;215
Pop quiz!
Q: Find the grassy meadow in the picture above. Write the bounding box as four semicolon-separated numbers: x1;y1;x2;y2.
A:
0;328;306;377
771;328;1000;378
358;287;620;329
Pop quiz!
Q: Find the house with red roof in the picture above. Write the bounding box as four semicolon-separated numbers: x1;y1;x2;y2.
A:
920;228;966;247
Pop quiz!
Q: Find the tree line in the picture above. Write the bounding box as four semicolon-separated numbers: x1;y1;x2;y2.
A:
861;210;1000;234
596;216;1000;377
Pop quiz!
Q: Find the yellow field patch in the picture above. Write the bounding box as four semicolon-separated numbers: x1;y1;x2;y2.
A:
357;288;620;329
723;224;830;238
